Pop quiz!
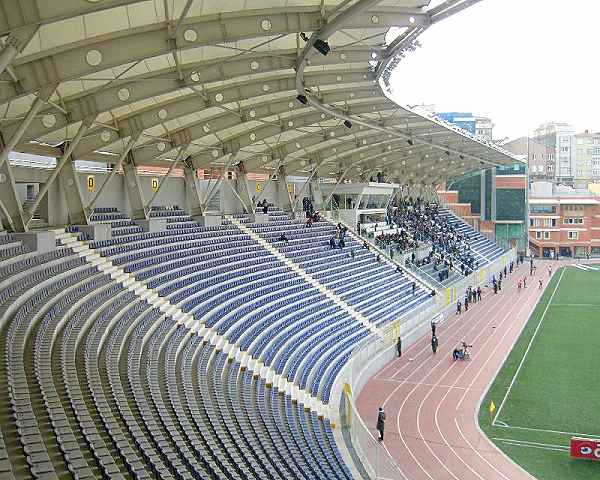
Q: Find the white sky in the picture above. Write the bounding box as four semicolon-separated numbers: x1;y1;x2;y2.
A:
388;0;600;141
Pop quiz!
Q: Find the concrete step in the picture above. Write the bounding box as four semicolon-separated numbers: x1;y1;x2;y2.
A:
63;226;332;420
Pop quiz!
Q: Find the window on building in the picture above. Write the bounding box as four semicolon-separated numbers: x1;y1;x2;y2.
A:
531;204;556;214
551;218;557;227
568;231;579;240
536;231;542;239
543;231;551;240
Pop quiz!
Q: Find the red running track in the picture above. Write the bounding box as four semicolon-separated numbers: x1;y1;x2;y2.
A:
357;261;562;480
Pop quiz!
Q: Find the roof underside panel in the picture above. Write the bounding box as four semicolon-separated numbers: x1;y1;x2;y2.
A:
0;0;517;183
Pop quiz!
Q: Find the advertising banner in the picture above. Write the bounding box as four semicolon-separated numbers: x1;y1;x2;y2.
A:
570;437;600;461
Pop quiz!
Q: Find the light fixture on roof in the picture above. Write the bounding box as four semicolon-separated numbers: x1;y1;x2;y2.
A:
296;94;308;105
343;120;352;129
407;138;414;146
459;155;464;160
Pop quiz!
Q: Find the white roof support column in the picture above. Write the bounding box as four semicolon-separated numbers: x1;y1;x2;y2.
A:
292;159;325;212
276;165;294;212
85;133;141;216
123;161;147;220
201;155;237;214
144;144;190;218
183;164;203;217
323;166;353;208
0;158;26;232
24;117;94;227
58;158;88;226
232;161;253;214
253;158;283;211
309;177;325;211
0;84;55;170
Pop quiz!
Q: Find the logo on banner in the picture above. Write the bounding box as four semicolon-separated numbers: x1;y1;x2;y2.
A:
151;178;159;192
87;175;95;191
570;438;600;461
255;182;262;193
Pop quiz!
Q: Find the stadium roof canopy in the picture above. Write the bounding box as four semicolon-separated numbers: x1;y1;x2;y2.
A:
0;0;518;184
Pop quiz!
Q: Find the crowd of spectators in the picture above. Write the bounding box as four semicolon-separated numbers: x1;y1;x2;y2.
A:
369;196;479;281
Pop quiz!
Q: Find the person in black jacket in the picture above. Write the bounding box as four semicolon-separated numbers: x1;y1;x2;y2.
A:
396;337;402;358
431;334;438;354
376;407;386;441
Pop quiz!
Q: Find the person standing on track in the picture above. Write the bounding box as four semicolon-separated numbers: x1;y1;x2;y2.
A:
477;286;481;301
539;279;543;290
431;334;438;354
456;299;462;315
376;407;386;441
548;265;552;277
431;320;436;337
396;337;402;358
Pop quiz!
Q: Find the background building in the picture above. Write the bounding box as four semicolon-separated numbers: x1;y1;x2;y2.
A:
438;160;528;253
533;122;575;184
502;136;554;180
529;181;600;258
436;112;477;135
574;130;600;181
475;116;494;140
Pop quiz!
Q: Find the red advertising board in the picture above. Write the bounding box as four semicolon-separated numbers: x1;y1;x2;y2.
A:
570;437;600;461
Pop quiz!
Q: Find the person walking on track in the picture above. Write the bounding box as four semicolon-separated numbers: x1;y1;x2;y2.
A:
376;407;386;441
431;334;438;354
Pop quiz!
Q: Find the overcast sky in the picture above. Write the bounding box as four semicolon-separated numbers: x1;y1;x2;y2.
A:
388;0;599;141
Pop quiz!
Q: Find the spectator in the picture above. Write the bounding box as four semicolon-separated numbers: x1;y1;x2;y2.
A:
278;233;288;242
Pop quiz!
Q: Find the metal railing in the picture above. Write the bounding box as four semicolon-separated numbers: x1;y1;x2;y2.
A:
333;299;441;479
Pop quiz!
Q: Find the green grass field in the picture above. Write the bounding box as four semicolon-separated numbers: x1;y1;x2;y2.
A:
479;265;600;479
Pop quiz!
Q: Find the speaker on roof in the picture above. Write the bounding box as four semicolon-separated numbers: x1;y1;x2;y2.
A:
313;39;330;56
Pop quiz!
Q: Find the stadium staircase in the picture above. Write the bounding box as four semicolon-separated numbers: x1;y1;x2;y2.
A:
54;228;332;417
0;222;357;480
227;215;383;337
0;204;454;479
438;207;505;264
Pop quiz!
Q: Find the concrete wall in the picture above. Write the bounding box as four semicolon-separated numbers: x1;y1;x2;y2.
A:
220;179;279;213
5;166;189;227
2;165;296;226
